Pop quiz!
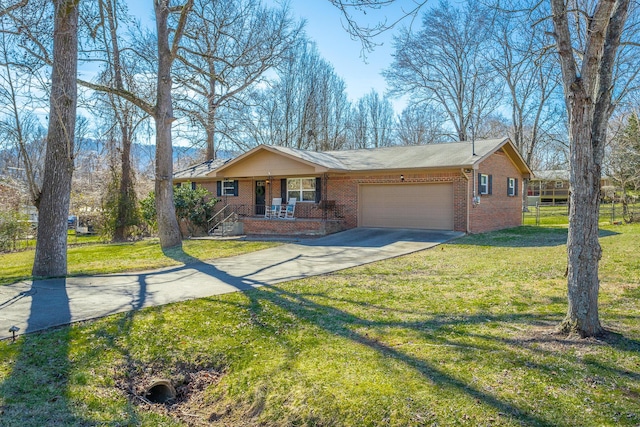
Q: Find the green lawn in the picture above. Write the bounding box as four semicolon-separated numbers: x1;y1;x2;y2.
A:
523;202;640;226
0;238;279;286
1;224;639;426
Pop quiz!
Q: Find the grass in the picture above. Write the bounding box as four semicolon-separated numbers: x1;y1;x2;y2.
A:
523;202;640;226
0;238;279;286
1;224;639;426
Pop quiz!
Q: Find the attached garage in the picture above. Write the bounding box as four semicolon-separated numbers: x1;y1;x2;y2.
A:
358;183;454;230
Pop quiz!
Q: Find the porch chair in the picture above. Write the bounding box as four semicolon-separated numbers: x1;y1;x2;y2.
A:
281;198;296;219
265;198;282;218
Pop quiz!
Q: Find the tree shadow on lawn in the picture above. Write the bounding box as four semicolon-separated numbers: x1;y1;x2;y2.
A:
236;282;568;426
150;252;638;425
248;284;640;425
461;326;640;380
0;279;91;426
455;226;619;248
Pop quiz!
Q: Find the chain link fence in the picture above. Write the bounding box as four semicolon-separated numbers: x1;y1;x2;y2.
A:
523;200;640;226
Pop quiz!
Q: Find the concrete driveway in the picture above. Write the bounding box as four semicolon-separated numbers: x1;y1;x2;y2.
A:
0;228;462;340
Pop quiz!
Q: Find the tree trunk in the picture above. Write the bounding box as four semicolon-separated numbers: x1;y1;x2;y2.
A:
32;0;79;277
113;123;137;242
205;59;216;161
560;94;604;336
103;0;138;243
550;0;629;337
154;0;182;249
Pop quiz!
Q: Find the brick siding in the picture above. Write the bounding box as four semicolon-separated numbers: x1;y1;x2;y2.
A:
242;218;346;236
469;149;523;233
183;149;524;236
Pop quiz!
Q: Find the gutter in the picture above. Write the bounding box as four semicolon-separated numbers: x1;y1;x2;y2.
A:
461;168;471;234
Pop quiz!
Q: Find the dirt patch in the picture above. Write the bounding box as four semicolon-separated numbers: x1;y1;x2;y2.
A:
515;324;617;354
117;363;224;426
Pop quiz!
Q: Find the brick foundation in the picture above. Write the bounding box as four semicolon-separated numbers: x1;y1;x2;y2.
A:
242;217;347;236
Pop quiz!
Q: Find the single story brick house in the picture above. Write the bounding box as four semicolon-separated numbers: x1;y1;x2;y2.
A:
173;137;532;236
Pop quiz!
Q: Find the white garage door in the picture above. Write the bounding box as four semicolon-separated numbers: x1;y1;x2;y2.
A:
359;183;454;230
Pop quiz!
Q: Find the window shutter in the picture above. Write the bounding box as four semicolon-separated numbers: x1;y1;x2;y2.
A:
233;180;239;196
488;175;493;195
315;177;322;203
515;178;519;196
281;178;287;201
478;173;482;194
216;181;221;197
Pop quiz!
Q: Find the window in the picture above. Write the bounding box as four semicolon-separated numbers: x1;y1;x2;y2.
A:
555;180;564;188
222;180;236;196
191;182;197;190
217;180;238;196
287;177;316;202
507;177;518;196
478;173;492;195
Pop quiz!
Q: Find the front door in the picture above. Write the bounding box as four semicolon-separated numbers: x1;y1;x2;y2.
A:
255;180;266;215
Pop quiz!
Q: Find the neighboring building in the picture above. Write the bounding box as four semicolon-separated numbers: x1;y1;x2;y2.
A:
174;138;532;236
527;170;613;206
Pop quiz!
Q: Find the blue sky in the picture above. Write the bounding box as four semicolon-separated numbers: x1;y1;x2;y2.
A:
286;1;399;102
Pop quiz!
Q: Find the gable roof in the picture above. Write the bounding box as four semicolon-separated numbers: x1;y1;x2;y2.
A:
174;138;532;180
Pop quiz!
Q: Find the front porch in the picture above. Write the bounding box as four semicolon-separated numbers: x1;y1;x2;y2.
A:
209;203;348;237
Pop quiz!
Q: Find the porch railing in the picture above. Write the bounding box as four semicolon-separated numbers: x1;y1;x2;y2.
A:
219;202;346;220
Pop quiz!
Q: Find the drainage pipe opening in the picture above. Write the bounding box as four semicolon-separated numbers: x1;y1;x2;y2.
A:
145;379;176;404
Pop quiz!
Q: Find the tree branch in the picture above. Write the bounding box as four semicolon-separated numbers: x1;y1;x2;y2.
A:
77;78;155;115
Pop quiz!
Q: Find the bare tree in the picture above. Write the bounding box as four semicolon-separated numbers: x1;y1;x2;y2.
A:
384;0;502;141
31;0;79;277
607;111;640;194
174;0;302;160
87;0;148;242
0;24;45;205
81;0;193;249
254;41;351;151
491;5;564;166
348;89;395;148
549;0;632;336
397;104;450;145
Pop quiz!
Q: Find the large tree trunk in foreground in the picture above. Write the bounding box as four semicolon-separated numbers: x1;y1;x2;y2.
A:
550;0;629;336
153;0;185;249
32;0;79;277
562;97;603;336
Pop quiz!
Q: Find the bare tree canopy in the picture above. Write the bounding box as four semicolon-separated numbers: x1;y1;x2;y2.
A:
174;0;303;160
384;0;502;141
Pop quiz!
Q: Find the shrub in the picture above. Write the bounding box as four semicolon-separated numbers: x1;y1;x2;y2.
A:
173;186;218;237
0;210;29;252
139;186;217;237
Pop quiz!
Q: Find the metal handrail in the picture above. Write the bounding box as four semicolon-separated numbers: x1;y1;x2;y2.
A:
208;211;237;236
208;204;229;224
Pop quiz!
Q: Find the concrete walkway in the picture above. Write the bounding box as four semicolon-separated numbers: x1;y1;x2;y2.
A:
0;228;463;340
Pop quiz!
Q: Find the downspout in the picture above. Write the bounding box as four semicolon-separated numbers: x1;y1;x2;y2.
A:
461;169;470;234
